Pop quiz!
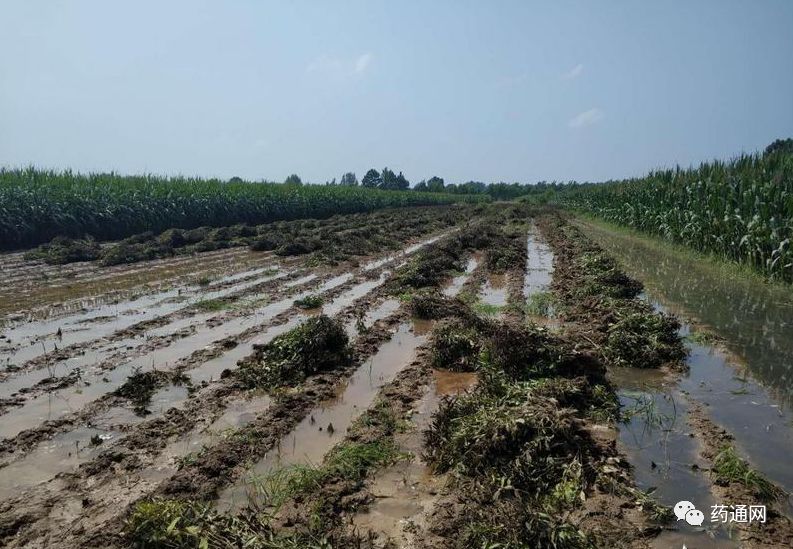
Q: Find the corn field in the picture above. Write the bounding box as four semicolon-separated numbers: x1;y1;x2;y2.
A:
0;168;486;250
557;151;793;283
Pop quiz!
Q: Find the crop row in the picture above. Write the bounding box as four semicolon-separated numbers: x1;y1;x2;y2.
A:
0;168;487;250
556;149;793;282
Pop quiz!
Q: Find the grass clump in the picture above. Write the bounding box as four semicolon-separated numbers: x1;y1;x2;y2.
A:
125;498;330;548
603;308;686;368
237;315;351;389
686;329;724;346
430;319;483;372
712;445;783;502
250;440;403;511
574;251;643;299
193;298;227;312
407;290;471;320
424;382;588;496
484;236;526;273
525;291;555;317
293;295;323;309
24;236;101;264
391;241;465;290
472;301;503;317
484;322;569;381
114;368;190;416
458;507;593;549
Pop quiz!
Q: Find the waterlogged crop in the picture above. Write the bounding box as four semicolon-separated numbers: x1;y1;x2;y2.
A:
558;149;793;282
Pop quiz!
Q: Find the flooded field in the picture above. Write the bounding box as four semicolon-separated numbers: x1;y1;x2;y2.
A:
2;205;791;548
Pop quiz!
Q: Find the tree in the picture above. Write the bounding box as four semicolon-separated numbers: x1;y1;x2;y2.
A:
362;169;381;188
414;180;428;192
340;172;358;186
228;176;244;184
395;171;409;190
379;167;397;190
427;176;445;192
284;174;302;185
765;138;793;157
461;180;486;194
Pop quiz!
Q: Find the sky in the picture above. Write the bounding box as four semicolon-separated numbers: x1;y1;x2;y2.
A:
2;1;792;184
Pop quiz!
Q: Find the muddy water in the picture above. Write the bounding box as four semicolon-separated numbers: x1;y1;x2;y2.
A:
581;221;793;544
580;219;793;407
0;405;143;500
190;274;393;385
0;272;399;494
0;264;368;440
0;283;321;440
479;273;508;307
1;266;286;368
344;299;401;339
217;320;428;513
136;392;275;487
523;227;553;296
352;370;477;544
582;221;793;493
0;247;272;320
613;367;736;545
361;234;448;272
442;256;479;297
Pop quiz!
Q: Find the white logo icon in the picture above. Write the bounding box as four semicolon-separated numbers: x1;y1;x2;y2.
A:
674;500;704;526
686;509;704;526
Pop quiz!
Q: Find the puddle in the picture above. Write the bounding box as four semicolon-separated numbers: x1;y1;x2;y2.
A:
284;273;317;288
441;256;479;297
479;274;507;316
0;267;285;368
432;370;477;396
411;318;434;337
523;228;553;297
589;219;793;538
0;287;317;440
352;370;477;543
581;220;793;407
138;393;275;486
345;299;401;339
0;403;146;500
0;273;399;494
0;425;115;499
210;392;273;432
587;219;793;501
361;234;447;272
217;322;427;512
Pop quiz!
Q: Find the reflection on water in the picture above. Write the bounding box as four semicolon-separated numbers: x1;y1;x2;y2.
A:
580;220;793;408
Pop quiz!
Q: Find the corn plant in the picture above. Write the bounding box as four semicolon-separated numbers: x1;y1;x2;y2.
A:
0;167;486;250
557;149;793;282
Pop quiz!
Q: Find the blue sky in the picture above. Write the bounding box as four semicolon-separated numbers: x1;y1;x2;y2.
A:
2;1;792;184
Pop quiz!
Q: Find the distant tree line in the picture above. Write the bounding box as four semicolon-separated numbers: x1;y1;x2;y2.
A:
307;169;580;199
224;168;583;201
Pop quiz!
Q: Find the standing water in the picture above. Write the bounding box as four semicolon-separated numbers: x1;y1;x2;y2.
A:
578;219;793;544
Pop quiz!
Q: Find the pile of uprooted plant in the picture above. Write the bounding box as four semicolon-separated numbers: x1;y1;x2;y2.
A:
25;204;478;266
536;212;686;370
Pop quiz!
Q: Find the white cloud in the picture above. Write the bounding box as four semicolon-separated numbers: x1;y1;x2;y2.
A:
568;108;604;128
562;63;584;80
354;53;373;74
